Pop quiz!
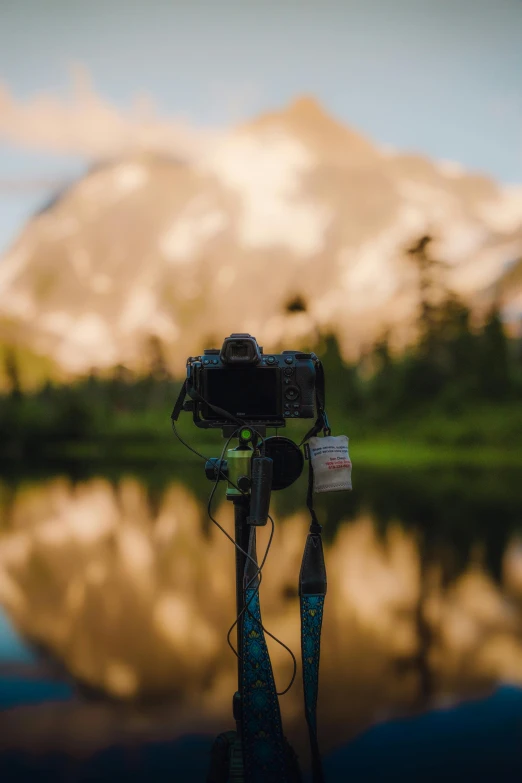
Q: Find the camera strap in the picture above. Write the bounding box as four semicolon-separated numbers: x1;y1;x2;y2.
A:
300;355;330;443
241;530;289;782
171;376;247;427
298;457;327;783
298;356;328;783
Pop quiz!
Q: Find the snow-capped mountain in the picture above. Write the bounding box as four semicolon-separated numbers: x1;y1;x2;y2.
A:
1;96;521;377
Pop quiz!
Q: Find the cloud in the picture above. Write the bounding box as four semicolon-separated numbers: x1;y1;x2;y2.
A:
0;65;216;162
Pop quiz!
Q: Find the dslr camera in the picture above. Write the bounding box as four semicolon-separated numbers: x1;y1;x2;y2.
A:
185;333;317;429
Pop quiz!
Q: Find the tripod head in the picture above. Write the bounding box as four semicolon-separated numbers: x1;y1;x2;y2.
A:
204;426;304;510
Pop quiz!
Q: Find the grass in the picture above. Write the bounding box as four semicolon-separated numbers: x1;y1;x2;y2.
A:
350;440;522;468
43;433;522;469
3;396;522;468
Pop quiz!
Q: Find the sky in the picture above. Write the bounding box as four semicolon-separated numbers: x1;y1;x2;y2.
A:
0;0;522;254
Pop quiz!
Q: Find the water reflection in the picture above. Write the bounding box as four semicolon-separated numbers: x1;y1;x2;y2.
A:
0;466;521;767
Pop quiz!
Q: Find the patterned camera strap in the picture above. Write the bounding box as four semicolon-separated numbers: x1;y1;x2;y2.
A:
299;358;328;782
299;454;327;783
241;529;288;782
241;479;327;783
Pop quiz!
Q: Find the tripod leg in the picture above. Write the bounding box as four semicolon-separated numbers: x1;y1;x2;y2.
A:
207;730;245;783
207;730;241;783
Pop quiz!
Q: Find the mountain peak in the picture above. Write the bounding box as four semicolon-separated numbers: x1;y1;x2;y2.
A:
256;93;349;133
285;94;329;120
246;94;378;163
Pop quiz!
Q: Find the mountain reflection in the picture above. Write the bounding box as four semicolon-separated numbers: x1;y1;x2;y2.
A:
0;470;522;757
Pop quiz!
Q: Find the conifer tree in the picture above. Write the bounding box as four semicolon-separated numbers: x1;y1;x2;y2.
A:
477;307;511;399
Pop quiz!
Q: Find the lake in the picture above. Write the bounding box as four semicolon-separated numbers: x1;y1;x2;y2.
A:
1;458;522;781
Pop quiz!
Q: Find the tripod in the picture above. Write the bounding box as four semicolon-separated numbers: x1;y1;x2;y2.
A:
170;339;331;783
205;431;301;783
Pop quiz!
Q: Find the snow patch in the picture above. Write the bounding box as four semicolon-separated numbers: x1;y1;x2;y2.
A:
0;290;36;319
40;311;73;334
437;159;466;178
396;179;458;220
435;223;489;264
379;144;398;157
477;186;522;234
202;128;331;255
112;163;149;195
0;247;28;293
148;311;180;342
79;163;148;210
340;204;427;311
449;245;519;295
342;244;398;310
160;196;227;263
55;313;118;370
119;288;179;340
119;288;156;333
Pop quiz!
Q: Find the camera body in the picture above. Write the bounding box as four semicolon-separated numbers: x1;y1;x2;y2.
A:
186;333;316;429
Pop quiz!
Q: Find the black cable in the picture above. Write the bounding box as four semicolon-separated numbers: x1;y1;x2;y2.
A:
204;431;272;655
172;419;297;694
172;420;266;613
208;493;296;696
224;515;274;656
237;520;298;696
172;385;287;668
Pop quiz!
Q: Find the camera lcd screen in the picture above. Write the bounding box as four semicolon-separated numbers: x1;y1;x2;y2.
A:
203;367;281;419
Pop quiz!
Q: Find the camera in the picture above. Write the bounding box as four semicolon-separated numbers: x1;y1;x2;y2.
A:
185;333;317;428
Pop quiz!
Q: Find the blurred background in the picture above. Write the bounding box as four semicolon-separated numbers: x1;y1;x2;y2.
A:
1;1;522;780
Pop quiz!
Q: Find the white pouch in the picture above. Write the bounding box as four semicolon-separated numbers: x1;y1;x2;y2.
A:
308;435;352;493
